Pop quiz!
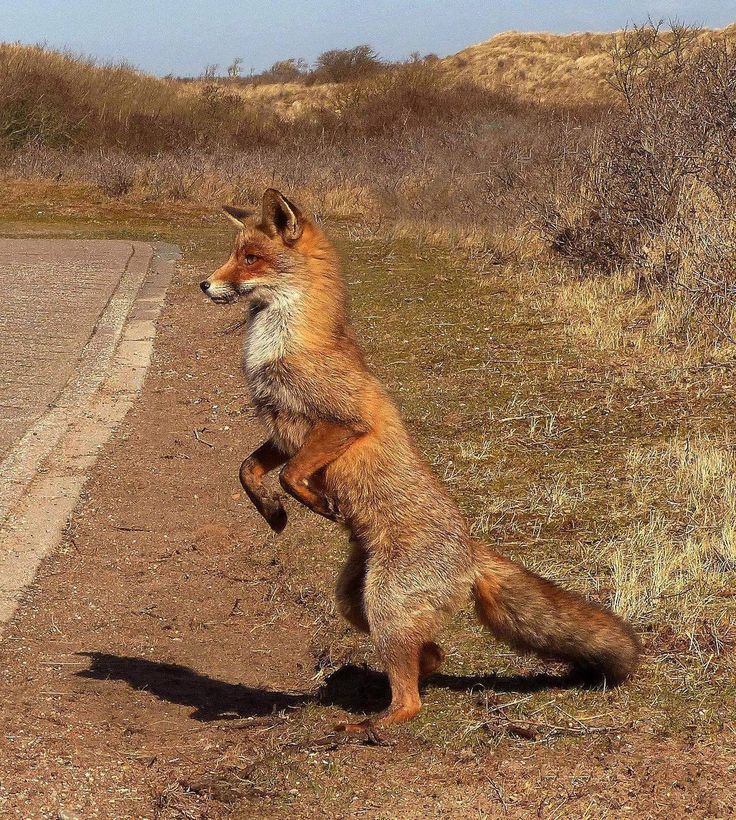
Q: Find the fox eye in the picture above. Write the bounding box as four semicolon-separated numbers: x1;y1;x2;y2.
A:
243;254;258;265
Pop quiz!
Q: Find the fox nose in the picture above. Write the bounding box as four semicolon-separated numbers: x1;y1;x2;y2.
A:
200;281;211;293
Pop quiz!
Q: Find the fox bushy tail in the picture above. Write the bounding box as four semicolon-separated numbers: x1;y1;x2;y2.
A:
472;544;640;684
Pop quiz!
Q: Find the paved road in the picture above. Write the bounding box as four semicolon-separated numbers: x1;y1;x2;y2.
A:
0;239;177;624
0;239;151;459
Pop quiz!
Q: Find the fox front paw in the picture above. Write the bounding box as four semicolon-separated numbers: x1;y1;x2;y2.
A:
258;493;288;533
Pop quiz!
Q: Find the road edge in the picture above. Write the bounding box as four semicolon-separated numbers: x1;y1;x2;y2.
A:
0;242;179;627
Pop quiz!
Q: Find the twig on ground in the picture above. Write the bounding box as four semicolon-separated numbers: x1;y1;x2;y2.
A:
193;428;214;447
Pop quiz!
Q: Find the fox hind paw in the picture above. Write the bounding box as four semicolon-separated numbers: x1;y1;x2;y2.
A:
335;720;393;746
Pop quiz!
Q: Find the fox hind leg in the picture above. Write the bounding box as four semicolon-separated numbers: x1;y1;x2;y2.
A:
419;641;445;677
334;554;444;736
338;635;424;737
336;544;445;673
335;539;370;633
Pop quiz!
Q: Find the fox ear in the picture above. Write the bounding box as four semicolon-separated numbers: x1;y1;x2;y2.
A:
262;188;303;244
222;204;251;229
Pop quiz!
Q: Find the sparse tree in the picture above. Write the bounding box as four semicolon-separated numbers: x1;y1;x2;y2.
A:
266;58;308;83
227;57;244;78
202;63;218;80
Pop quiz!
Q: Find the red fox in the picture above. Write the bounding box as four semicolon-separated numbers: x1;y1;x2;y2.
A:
200;189;640;734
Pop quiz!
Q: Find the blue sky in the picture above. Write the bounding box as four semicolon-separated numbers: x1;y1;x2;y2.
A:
1;1;734;76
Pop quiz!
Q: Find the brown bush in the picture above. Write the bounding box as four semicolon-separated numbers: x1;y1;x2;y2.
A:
0;42;530;154
535;24;736;341
317;60;524;137
0;43;285;152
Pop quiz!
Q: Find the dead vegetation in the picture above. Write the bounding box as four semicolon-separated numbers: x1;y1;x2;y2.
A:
609;436;736;655
0;42;517;153
0;42;285;152
538;24;736;358
442;29;619;104
5;25;734;365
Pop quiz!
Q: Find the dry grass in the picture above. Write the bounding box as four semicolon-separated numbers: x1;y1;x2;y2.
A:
442;30;618;103
443;24;736;103
179;79;337;119
0;42;288;151
608;437;736;656
553;269;652;353
7;28;734;365
0;37;550;266
0;42;522;153
3;101;571;260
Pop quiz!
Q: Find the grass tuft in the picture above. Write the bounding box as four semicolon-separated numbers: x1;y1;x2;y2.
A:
608;437;736;652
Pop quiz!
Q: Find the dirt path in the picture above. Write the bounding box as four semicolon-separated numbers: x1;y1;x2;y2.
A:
0;218;734;819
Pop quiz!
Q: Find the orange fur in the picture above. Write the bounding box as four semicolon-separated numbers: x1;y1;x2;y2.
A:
201;190;641;734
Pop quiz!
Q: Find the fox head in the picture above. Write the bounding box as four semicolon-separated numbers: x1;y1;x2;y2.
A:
201;189;326;304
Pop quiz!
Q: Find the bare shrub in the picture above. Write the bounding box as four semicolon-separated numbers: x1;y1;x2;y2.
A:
90;151;136;197
262;58;309;84
311;45;381;84
535;23;736;346
227;57;243;79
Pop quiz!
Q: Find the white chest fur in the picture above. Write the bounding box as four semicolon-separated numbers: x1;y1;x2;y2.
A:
243;288;302;375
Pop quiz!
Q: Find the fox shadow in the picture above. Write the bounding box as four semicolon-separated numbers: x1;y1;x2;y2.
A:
76;652;576;722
